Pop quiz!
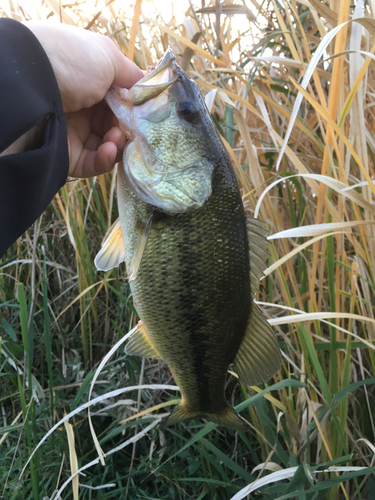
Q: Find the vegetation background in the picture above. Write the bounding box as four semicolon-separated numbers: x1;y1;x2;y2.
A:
1;0;375;498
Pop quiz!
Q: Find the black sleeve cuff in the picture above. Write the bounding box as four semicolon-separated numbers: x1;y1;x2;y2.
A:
0;18;69;257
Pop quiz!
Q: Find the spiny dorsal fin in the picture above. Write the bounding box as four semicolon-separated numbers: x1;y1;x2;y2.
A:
246;217;270;297
125;321;161;359
246;216;269;236
250;243;270;266
94;219;125;272
233;304;280;386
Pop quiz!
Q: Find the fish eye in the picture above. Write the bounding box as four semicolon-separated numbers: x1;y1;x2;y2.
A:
178;101;199;124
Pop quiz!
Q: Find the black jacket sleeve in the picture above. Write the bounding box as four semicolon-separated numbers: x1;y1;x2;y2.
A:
0;18;68;257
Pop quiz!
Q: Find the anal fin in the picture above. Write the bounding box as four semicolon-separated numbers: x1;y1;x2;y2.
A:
163;401;200;427
125;321;161;359
94;219;125;272
233;304;280;386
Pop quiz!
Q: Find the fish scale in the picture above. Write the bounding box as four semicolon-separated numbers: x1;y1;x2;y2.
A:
124;165;250;415
95;49;281;430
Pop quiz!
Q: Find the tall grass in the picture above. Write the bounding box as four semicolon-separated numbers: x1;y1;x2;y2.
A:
1;1;375;499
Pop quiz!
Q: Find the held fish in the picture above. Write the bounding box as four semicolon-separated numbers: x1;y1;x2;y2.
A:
95;50;280;430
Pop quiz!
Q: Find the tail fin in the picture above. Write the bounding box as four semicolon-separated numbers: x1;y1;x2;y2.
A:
163;401;250;431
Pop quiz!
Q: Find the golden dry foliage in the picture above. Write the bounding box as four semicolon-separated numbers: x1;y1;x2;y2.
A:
1;1;375;499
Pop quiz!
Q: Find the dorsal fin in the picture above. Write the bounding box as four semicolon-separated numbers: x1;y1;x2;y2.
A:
235;217;280;385
246;217;270;297
94;219;126;272
233;304;280;386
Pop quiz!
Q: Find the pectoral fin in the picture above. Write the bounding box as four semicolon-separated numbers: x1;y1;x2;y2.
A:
125;321;161;359
94;219;125;272
233;304;280;386
128;215;153;282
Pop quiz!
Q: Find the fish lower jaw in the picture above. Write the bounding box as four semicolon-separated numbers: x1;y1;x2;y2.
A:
127;172;207;213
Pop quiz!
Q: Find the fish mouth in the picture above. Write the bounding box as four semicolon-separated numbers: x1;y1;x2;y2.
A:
127;50;178;106
104;49;178;135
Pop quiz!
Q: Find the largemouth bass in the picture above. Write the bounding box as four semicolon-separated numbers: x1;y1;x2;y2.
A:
95;50;280;430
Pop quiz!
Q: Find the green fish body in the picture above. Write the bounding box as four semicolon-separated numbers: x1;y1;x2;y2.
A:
95;50;280;430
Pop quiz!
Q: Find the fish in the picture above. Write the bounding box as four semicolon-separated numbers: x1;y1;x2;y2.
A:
94;49;280;430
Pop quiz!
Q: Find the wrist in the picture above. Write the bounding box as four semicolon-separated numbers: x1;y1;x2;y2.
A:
0;117;47;156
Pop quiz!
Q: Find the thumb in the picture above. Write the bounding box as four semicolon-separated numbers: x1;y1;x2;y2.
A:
105;38;144;89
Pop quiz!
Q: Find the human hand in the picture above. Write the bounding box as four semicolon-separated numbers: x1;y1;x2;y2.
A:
25;21;144;178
